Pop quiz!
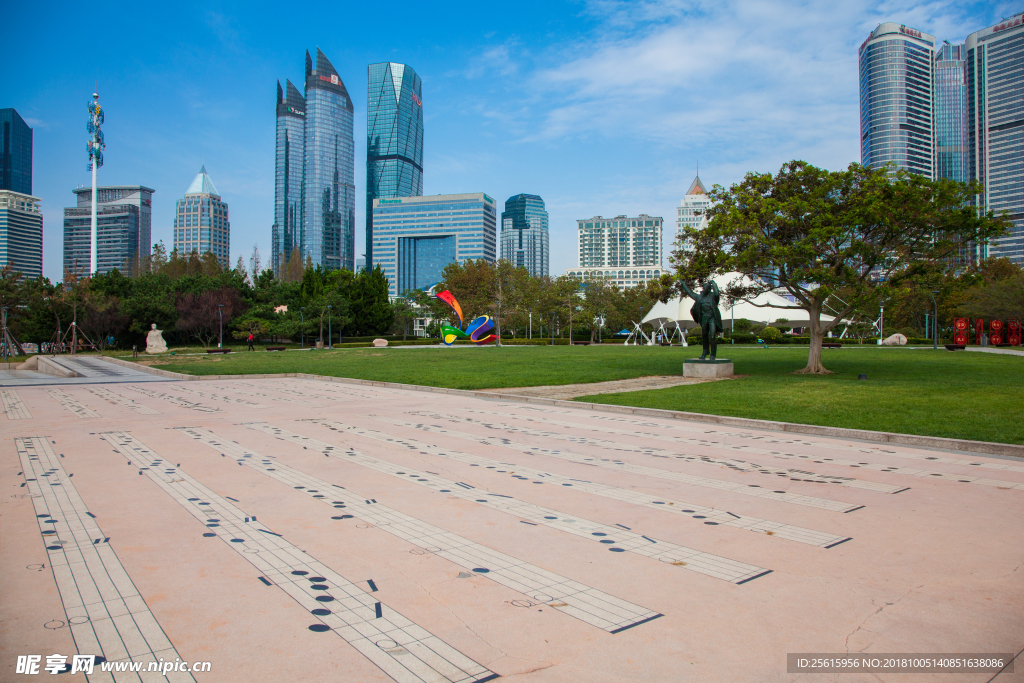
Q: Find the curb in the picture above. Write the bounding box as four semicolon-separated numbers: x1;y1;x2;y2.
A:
97;356;1024;460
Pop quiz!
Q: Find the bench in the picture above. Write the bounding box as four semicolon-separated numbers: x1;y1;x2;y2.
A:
821;342;842;348
571;341;591;346
265;346;286;352
945;344;966;351
206;348;231;354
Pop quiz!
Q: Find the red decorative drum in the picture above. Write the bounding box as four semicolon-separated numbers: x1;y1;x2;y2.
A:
954;318;969;332
1009;332;1021;346
954;332;968;345
990;332;1004;346
991;319;1004;331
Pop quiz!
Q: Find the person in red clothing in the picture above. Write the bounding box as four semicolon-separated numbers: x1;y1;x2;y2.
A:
247;333;254;351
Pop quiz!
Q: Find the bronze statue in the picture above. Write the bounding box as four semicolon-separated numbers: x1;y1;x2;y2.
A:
679;280;723;360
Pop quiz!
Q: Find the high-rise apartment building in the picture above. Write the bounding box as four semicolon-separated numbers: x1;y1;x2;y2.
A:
676;176;710;239
859;23;936;179
0;190;42;279
272;80;305;275
272;48;355;274
366;62;423;267
567;214;664;289
371;193;497;296
0;109;32;195
934;43;968;183
64;186;154;276
967;13;1024;264
500;194;548;277
173;166;230;268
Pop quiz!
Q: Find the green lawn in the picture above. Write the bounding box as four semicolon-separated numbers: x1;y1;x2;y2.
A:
128;345;1024;445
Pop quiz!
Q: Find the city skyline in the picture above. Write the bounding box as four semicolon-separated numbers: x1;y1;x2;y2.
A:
2;0;1012;282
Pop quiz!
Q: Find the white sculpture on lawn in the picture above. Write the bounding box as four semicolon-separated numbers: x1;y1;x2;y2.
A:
146;323;167;354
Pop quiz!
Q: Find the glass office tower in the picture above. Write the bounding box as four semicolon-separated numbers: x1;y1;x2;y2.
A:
934;43;968;182
371;193;497;296
967;13;1024;264
64;186;154;275
173;166;230;268
366;62;423;267
272;79;305;275
303;48;355;272
0;190;43;279
859;23;936;178
500;194;548;277
0;109;33;195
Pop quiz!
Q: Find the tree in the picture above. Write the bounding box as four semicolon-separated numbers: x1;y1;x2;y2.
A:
80;290;128;354
390;295;418;340
351;265;393;335
672;160;1010;373
175;288;243;348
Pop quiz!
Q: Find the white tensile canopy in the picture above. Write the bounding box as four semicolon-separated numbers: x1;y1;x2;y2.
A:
642;272;838;331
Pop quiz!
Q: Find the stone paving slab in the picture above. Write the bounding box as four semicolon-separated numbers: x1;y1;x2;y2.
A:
2;375;1022;682
478;375;721;400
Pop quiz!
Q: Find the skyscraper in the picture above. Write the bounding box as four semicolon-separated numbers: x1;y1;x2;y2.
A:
859;23;936;179
272;48;355;275
0;190;42;279
934;43;968;183
173;166;230;268
0;108;32;195
676;176;710;239
304;48;355;272
371;193;497;296
500;194;548;277
366;62;423;267
967;13;1024;264
272;80;305;275
64;186;153;276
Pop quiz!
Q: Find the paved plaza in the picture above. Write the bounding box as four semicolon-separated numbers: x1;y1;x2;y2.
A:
2;363;1023;681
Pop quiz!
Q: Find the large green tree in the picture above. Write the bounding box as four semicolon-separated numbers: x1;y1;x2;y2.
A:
673;160;1010;373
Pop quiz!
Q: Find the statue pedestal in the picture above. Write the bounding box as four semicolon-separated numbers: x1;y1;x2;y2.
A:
684;359;734;378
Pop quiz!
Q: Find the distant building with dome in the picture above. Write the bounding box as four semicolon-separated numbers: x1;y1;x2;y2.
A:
173;166;230;267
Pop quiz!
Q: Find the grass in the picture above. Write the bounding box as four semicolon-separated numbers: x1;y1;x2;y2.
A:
126;344;1024;445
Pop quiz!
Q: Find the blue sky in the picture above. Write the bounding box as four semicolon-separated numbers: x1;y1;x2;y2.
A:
3;0;1014;282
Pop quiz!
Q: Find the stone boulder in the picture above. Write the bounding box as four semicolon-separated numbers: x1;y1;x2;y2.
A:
880;333;908;346
372;338;388;348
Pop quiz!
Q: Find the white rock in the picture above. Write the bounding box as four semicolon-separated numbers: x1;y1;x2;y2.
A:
372;338;388;348
881;333;908;346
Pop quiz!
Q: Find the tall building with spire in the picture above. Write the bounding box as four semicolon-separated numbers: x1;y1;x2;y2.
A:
676;175;710;240
173;166;230;268
273;48;355;275
272;79;305;275
366;63;423;269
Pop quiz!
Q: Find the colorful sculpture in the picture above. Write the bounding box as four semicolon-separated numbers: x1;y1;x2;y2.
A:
435;290;498;345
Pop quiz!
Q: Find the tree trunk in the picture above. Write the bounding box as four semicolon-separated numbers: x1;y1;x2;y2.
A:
794;298;832;374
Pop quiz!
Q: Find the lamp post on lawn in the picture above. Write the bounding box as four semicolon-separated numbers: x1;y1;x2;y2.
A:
218;305;224;348
300;308;305;348
928;291;938;350
327;305;332;349
879;304;884;345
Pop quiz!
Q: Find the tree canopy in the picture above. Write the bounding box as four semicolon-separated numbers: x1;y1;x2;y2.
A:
670;160;1010;373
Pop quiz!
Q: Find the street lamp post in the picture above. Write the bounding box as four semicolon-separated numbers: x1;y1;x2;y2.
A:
218;304;224;348
2;306;9;369
879;305;884;345
928;291;939;350
327;305;332;349
300;308;305;348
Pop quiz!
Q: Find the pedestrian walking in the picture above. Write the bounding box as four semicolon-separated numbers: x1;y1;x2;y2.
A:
247;333;254;351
